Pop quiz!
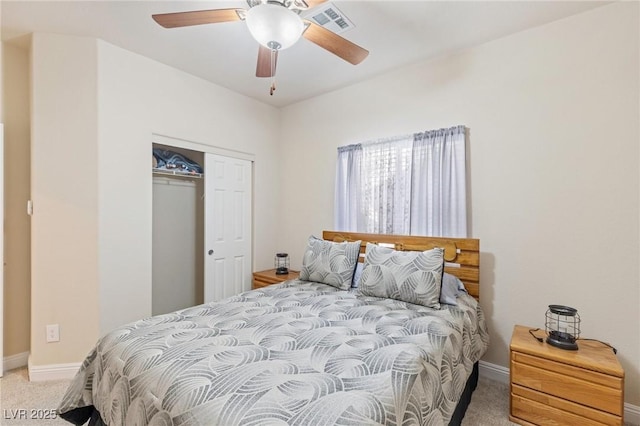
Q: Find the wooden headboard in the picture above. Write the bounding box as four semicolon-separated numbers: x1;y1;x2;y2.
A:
322;231;480;301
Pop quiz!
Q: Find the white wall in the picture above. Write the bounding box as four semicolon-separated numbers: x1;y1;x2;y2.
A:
28;33;282;366
279;2;640;406
30;34;100;365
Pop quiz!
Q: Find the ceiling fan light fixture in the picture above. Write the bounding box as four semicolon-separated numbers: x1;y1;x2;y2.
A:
245;4;304;50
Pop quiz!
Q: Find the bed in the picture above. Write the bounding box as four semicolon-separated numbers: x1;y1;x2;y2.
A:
58;231;489;426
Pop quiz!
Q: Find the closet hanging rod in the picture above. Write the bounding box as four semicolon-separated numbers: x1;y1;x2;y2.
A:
152;168;203;179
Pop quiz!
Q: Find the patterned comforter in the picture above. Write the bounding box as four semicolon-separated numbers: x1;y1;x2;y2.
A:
58;280;489;426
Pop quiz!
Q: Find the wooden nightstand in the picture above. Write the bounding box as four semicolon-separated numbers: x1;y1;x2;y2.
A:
509;325;624;426
252;268;300;289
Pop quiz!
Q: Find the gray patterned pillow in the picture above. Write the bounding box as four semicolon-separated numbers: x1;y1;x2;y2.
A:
300;236;361;290
359;243;444;309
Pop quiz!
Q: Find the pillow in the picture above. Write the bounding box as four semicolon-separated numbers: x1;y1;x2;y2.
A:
299;236;361;290
352;261;364;288
440;272;467;306
359;243;444;309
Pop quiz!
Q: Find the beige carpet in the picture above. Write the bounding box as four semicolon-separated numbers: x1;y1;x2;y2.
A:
1;368;71;425
1;367;517;425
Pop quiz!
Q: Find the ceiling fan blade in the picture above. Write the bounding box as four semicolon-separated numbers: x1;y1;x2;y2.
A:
256;45;278;78
302;21;369;65
152;8;243;29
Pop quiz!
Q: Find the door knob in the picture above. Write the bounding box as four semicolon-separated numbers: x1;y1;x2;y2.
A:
208;249;214;255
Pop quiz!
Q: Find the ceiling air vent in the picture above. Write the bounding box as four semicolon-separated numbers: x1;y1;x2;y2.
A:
306;3;354;34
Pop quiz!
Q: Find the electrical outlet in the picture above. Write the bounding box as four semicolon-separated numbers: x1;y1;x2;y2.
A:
46;324;60;343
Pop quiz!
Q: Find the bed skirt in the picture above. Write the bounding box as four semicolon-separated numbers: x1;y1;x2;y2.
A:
448;361;479;426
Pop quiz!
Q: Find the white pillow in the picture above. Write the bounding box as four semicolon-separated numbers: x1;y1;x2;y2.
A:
440;272;467;305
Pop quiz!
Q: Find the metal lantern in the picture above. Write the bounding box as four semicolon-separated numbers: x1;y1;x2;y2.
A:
545;305;580;350
274;252;290;275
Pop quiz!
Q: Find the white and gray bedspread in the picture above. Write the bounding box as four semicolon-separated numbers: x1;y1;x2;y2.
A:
58;280;489;426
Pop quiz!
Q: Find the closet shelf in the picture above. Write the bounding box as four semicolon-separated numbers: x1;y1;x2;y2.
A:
153;168;203;179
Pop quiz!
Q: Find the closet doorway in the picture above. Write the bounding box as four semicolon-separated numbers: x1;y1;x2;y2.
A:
152;140;252;316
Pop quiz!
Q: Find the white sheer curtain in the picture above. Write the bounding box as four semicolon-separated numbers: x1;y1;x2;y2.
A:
334;135;413;234
410;125;467;237
334;144;363;232
360;136;413;234
335;125;467;237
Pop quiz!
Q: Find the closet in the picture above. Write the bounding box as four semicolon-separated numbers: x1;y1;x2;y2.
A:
152;144;204;315
152;141;253;316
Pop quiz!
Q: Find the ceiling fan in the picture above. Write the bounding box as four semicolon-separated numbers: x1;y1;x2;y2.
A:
152;0;369;95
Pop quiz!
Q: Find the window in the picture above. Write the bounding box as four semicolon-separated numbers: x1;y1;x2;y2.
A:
335;125;467;237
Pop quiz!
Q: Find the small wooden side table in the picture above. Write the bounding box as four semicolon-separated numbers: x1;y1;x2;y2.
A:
252;268;300;290
509;324;624;425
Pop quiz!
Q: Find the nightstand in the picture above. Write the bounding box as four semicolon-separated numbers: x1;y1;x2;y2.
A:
252;268;300;289
509;325;624;426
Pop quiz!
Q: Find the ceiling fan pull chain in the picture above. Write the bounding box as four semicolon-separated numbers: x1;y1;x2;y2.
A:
270;48;277;96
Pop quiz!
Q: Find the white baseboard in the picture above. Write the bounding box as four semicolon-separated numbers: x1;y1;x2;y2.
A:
626;403;640;426
3;351;29;373
27;356;81;381
478;360;640;425
479;360;509;384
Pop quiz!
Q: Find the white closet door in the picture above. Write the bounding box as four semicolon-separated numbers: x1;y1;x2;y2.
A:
204;153;252;303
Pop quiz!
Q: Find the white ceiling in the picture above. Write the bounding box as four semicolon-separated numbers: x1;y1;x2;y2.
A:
2;1;608;107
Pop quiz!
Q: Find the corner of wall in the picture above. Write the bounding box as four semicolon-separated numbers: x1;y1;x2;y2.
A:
30;32;100;366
